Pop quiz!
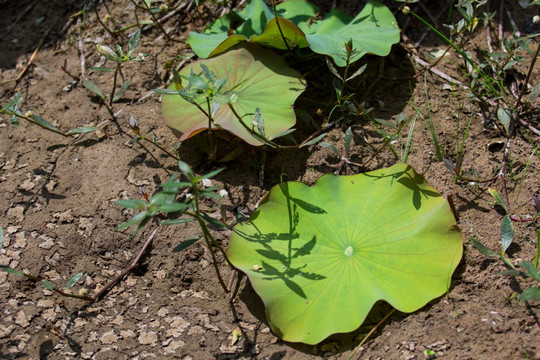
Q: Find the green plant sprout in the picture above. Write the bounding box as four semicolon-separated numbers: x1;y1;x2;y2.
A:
326;40;367;105
84;29;146;108
228;164;463;343
1;92;96;136
116;161;233;291
157;43;306;152
473;229;540;302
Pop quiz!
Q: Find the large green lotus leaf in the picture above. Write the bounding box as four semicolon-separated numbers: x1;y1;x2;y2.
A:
187;0;317;58
161;43;306;146
228;164;463;344
187;1;399;66
305;2;400;66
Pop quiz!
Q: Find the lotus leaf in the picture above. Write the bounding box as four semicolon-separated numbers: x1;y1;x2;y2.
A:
228;164;463;344
161;43;306;146
187;0;400;66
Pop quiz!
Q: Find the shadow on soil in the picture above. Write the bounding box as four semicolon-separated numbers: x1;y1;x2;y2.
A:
0;0;86;69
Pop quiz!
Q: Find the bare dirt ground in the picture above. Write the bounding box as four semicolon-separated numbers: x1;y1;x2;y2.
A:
1;0;539;359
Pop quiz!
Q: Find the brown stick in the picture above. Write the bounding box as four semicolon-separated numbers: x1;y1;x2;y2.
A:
90;227;159;302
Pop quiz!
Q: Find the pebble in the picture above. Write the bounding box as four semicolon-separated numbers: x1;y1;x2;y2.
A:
138;331;158;346
38;235;55;249
14;310;30;328
100;330;119;344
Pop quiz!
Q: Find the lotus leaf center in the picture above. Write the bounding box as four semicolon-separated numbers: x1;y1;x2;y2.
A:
344;246;353;257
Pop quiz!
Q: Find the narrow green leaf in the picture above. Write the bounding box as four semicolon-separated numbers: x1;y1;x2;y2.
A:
326;57;343;81
152;88;183;95
496;107;512;134
159;181;191;190
347;63;367;81
64;272;83;289
488;187;508;213
344;127;353;154
300;133;327;148
113;80;131;102
200;167;225;180
501;215;514;253
116;210;149;230
83;79;105;100
200;212;228;230
96;44;120;61
269;128;296;141
65;127;97;135
499;269;524;277
517;287;540;301
200;190;222;199
160;218;195;226
116;199;149;210
2;92;22;111
527;83;540;101
318;142;340;157
471;237;497;257
31;115;58;132
10;115;19;128
518;262;540;282
156;202;189;214
91;66;115;72
178;161;195;181
127;29;141;57
374;117;398;129
402;116;416;163
172;236;201;252
41;280;55;290
0;265;26;276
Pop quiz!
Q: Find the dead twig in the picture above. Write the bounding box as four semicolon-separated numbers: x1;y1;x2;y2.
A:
413;56;466;88
90;227;159;302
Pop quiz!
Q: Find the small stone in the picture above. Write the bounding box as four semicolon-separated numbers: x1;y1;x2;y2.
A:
164;340;186;354
19;179;36;191
157;307;169;317
37;299;54;308
87;331;98;342
53;209;73;223
38;236;55;249
149;320;160;328
43;270;61;280
111;315;124;326
78;217;95;236
120;329;136;339
138;331;158;346
41;308;56;322
7;206;25;222
187;325;205;336
45;179;57;192
125;277;137;287
13;232;27;248
100;330;119;344
14;310;30;328
154;269;167;279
